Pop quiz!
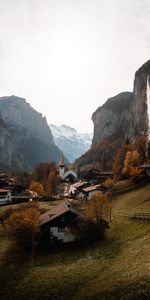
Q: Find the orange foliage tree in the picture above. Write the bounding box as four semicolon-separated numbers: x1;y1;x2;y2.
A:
30;162;60;196
5;207;40;256
86;192;110;222
123;150;140;176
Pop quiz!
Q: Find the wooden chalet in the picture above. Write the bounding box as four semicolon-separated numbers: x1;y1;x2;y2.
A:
39;203;79;247
79;184;107;200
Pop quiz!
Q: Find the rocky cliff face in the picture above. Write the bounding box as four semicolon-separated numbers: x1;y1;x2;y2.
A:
0;114;23;171
0;96;61;171
131;60;150;138
77;60;150;171
92;92;134;145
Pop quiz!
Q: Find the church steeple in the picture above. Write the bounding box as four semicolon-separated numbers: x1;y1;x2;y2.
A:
58;153;65;179
58;152;65;167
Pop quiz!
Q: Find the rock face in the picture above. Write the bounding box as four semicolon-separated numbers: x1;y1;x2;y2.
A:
92;92;133;145
0;114;23;171
77;60;150;171
0;96;61;171
49;124;92;163
132;60;150;138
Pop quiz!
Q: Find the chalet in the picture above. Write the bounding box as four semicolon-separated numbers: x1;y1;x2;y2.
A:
69;181;89;195
0;189;12;205
81;169;113;183
79;184;106;200
140;164;150;176
58;154;77;182
39;203;79;246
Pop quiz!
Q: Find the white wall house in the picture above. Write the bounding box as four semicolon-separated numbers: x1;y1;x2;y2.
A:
69;181;88;195
39;203;79;245
0;189;12;205
49;226;75;243
79;185;103;200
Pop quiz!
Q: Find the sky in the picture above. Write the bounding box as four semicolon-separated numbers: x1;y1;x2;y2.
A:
0;0;150;133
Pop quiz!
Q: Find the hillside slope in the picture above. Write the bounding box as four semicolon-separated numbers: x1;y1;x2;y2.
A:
0;185;150;300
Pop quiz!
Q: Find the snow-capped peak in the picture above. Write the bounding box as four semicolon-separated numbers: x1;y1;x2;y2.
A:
49;124;93;162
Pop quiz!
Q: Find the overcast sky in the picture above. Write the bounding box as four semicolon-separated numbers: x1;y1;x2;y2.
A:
0;0;150;132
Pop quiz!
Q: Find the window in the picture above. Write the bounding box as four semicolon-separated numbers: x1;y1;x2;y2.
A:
58;227;65;232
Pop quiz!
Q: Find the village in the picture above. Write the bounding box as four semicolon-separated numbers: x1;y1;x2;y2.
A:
0;153;150;248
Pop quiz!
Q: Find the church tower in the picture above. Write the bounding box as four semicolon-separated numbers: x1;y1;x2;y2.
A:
58;153;65;179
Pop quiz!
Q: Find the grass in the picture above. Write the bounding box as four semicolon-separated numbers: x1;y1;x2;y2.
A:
0;199;64;213
112;184;150;215
0;184;150;300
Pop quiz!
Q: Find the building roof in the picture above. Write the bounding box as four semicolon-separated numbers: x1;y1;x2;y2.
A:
72;181;87;189
140;164;150;168
0;188;11;193
82;184;103;193
58;153;65;167
39;203;78;227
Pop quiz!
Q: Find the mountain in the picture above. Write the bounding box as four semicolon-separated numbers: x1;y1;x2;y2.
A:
77;60;150;171
49;124;92;162
0;95;61;171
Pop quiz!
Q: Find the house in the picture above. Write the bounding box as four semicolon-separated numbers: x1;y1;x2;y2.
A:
139;164;150;176
81;169;113;183
79;184;106;200
0;189;12;205
58;153;77;182
69;181;88;196
39;203;79;246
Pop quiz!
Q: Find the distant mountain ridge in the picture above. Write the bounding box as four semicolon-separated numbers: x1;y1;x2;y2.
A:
49;124;92;162
0;95;61;171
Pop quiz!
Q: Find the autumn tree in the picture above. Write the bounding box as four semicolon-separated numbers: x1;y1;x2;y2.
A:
86;193;110;222
104;176;118;190
29;181;44;195
130;167;142;177
5;207;40;256
123;150;140;176
113;144;133;176
30;161;60;196
70;193;110;243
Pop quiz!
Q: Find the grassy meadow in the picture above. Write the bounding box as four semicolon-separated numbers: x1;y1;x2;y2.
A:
0;184;150;300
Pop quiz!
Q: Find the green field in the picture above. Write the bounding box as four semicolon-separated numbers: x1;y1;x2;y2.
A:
0;184;150;300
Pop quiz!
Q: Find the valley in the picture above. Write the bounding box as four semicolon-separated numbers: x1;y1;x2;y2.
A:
0;184;150;300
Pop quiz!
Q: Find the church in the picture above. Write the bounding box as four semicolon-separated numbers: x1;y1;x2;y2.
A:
58;154;77;182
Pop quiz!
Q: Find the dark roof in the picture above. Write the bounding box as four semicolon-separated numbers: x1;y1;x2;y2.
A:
39;203;78;227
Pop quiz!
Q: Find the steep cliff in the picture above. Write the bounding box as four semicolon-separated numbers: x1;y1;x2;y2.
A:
77;60;150;171
0;96;61;171
131;60;150;137
0;114;23;171
92;92;133;145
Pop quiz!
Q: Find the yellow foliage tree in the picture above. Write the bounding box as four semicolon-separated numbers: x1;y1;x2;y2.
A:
29;181;44;195
123;150;140;176
86;193;110;222
5;207;40;256
130;167;143;177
